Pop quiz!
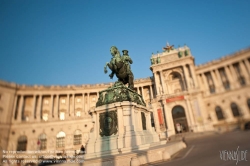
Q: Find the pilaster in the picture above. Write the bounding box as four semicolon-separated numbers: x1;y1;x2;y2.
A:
183;65;190;90
17;95;24;122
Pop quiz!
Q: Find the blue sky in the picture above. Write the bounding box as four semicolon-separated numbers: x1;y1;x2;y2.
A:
1;0;250;86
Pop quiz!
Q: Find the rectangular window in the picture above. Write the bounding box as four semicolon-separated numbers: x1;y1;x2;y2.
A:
40;139;47;150
76;111;81;117
56;137;65;148
60;112;65;120
17;141;27;151
43;113;48;121
238;76;246;86
74;134;82;145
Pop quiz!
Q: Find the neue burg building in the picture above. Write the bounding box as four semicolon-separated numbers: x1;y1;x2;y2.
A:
0;45;250;161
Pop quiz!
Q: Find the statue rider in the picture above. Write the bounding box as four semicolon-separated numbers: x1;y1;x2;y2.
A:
122;50;133;75
104;46;134;89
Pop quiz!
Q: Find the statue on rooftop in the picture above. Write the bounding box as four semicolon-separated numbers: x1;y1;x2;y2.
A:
104;46;134;89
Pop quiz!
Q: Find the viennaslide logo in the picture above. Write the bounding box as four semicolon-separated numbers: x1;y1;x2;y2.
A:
220;146;248;165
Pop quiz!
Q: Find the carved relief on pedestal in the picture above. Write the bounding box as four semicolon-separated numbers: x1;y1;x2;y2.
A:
99;111;118;137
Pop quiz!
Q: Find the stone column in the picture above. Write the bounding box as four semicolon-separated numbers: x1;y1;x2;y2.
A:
72;94;75;117
229;64;239;88
36;95;42;121
197;74;203;90
66;94;69;118
185;99;196;131
243;59;250;75
88;93;90;113
55;95;59;119
31;95;36;121
224;66;235;89
149;85;153;100
210;70;219;93
183;65;190;90
215;69;223;92
141;86;145;99
201;73;209;95
17;95;24;122
159;71;166;94
12;95;18;120
163;102;175;136
82;93;85;114
153;72;160;95
189;64;198;88
50;95;54;119
239;61;249;84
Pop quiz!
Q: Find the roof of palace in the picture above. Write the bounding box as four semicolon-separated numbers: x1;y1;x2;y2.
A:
196;47;250;69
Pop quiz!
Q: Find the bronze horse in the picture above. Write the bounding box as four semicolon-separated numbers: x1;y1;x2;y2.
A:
104;46;134;89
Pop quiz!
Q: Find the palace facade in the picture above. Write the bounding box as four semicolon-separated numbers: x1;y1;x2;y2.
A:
0;45;250;160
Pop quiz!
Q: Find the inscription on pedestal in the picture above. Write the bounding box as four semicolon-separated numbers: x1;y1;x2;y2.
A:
99;111;118;137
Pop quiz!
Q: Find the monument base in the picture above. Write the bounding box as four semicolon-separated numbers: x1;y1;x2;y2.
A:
85;101;160;159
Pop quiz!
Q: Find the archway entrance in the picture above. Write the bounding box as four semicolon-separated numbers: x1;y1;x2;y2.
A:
172;106;189;133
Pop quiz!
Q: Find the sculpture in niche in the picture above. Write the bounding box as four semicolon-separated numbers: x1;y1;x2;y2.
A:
99;111;118;137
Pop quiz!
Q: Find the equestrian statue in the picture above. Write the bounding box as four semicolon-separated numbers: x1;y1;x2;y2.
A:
104;46;134;89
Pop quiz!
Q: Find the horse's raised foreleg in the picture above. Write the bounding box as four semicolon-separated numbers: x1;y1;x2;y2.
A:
109;71;115;79
104;62;109;73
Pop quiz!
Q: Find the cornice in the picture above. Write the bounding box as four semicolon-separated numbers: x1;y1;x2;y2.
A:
195;47;250;70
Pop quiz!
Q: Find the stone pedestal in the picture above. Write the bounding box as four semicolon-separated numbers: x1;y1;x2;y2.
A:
85;101;160;159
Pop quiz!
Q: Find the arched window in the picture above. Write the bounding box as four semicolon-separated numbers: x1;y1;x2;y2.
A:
38;134;47;150
74;130;82;145
168;72;185;93
231;103;240;117
17;135;27;151
56;131;66;148
172;106;186;119
247;99;250;110
215;106;224;120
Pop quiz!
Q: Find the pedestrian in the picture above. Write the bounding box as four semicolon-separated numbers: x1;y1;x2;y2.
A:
176;123;181;134
80;145;85;154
